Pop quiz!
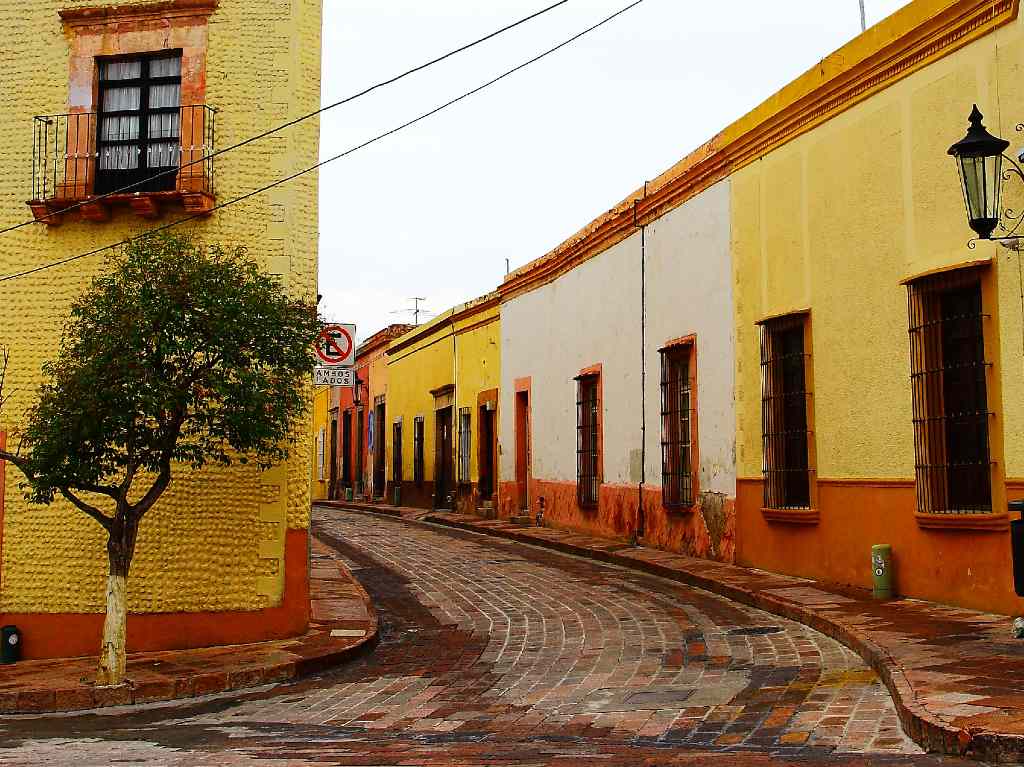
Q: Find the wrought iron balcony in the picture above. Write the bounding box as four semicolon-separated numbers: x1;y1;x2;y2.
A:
28;104;216;225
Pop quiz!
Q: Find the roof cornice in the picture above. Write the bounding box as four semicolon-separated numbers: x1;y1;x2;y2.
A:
59;0;218;24
501;0;1019;303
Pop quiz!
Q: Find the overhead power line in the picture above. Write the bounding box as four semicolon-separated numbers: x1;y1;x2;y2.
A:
0;0;569;234
0;0;647;285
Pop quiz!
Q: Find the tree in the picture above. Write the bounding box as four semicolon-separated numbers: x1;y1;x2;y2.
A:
0;232;321;686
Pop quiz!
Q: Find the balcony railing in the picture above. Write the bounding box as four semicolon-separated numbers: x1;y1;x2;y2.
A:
29;104;216;224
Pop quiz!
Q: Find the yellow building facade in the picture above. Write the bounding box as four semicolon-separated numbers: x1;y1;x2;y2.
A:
386;295;500;513
0;0;322;659
310;385;333;502
731;0;1024;615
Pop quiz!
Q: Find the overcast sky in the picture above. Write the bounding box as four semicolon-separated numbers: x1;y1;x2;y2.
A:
317;0;913;340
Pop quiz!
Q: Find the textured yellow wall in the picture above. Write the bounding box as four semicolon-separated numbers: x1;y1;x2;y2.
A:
387;298;500;485
733;10;1024;484
0;0;321;614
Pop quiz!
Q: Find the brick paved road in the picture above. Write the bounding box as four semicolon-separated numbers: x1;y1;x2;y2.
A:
0;509;982;766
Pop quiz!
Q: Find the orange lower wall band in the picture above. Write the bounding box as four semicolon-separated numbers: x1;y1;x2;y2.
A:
736;478;1022;616
498;479;736;564
1;528;311;661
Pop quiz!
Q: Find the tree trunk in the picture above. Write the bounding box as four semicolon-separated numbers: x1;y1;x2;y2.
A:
97;519;137;687
97;566;128;686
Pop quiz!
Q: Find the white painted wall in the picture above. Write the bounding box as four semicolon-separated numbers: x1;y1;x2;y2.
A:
500;179;734;497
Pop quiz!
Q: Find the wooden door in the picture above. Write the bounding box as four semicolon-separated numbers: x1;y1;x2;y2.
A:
435;407;454;508
515;391;531;511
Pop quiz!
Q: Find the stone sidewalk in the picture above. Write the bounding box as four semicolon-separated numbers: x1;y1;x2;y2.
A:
0;535;377;714
322;499;1024;763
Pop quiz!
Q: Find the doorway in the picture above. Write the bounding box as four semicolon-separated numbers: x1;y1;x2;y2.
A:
434;406;454;509
341;411;352;488
478;404;496;502
328;416;339;500
373;399;386;498
515;391;531;511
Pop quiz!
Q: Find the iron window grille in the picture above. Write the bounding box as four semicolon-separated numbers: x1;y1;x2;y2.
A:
576;375;600;508
458;407;472;484
908;268;993;514
413;417;425;486
760;314;813;510
661;346;695;508
392;420;403;485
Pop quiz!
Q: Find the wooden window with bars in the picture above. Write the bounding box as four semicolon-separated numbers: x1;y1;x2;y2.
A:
760;314;813;510
458;407;472;484
392;420;403;485
413;417;425;487
908;268;993;514
576;373;601;508
661;342;696;508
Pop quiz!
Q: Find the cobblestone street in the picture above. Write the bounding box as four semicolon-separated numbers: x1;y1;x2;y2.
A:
0;509;981;766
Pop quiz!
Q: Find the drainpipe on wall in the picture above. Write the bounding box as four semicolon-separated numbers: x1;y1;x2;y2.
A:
634;182;648;544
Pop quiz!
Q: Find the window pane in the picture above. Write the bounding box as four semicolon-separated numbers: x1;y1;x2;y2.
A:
148;142;180;168
150;56;182;78
101;60;142;81
103;86;141;112
148;112;180;140
101;115;139;142
99;144;139;170
149;83;181;110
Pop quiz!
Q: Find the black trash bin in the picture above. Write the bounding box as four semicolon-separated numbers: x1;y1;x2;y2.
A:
1;625;21;664
1010;501;1024;597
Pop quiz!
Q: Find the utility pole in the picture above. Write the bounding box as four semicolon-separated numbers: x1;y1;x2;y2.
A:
859;0;866;32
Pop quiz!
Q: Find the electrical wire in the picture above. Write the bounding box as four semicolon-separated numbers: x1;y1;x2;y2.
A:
1;0;646;285
1;0;569;234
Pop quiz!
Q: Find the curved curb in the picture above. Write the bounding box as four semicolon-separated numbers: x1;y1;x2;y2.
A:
0;540;379;715
422;513;1023;764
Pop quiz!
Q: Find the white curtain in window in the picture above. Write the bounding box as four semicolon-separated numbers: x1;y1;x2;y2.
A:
103;86;141;112
148;142;180;168
101;115;139;142
101;60;142;81
150;56;181;78
99;145;139;171
147;112;180;140
148;83;181;109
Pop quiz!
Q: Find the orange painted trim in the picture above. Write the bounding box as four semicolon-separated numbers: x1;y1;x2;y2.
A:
659;333;696;353
477;388;498;406
514;376;532;394
577;363;602;379
817;478;915;487
2;528;310;661
762;507;821;525
915;512;1009;531
756;307;811;326
59;0;218;24
500;0;1020;305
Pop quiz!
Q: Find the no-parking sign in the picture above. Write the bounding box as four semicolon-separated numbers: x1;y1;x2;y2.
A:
315;324;356;367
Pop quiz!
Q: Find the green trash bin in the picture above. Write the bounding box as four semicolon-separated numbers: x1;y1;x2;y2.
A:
872;544;893;600
344;487;353;502
1;626;21;664
393;486;401;507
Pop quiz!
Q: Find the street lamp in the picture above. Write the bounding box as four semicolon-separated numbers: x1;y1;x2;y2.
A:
949;105;1011;240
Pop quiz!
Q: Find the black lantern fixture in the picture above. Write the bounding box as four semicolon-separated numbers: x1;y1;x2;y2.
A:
949;105;1011;240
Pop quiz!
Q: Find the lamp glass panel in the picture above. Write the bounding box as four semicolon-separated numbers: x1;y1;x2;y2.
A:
959;155;987;221
987;153;1004;221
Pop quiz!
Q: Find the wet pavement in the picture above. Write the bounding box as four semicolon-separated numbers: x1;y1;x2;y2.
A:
0;508;984;766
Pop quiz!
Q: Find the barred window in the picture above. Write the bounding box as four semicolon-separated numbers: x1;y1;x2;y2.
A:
760;314;812;509
392;420;403;485
576;374;600;508
458;407;472;484
413;416;425;486
661;344;695;508
908;268;992;514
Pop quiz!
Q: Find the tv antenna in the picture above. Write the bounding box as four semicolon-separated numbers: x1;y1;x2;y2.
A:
391;297;431;325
